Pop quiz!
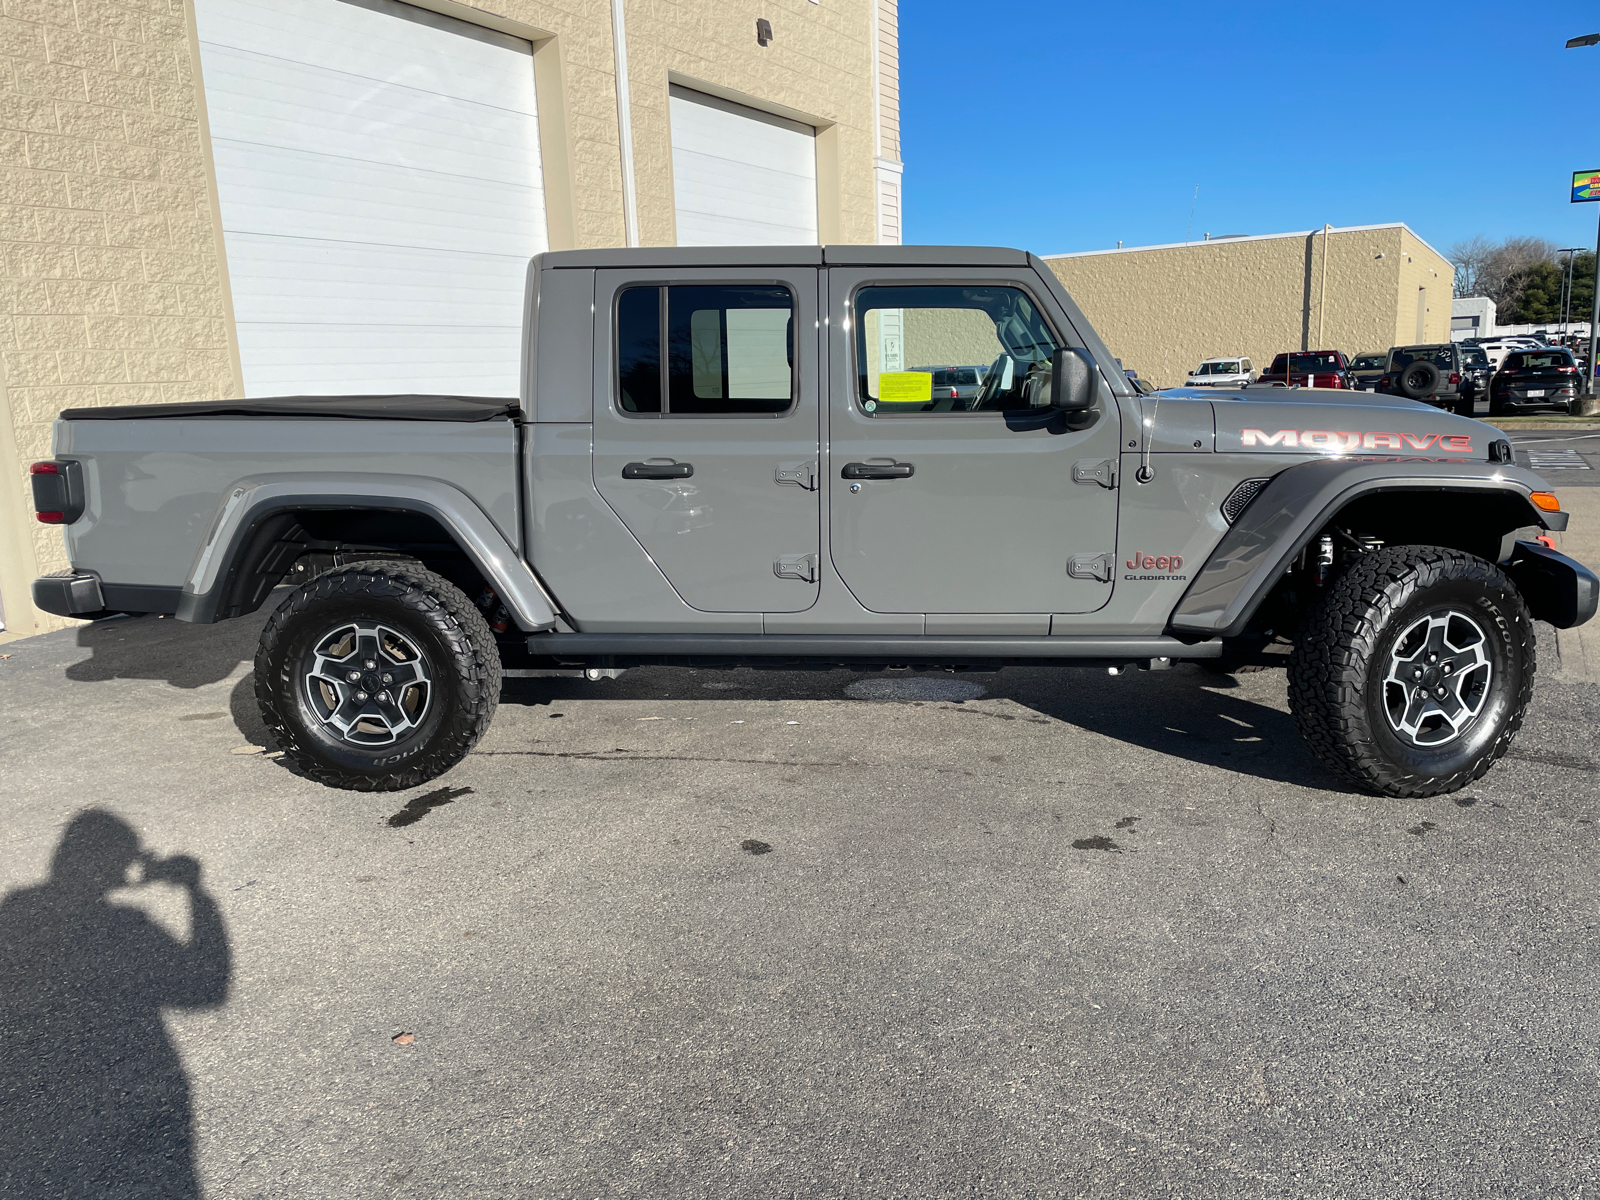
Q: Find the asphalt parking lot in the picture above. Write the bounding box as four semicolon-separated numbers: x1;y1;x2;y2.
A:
3;584;1598;1198
1506;427;1600;484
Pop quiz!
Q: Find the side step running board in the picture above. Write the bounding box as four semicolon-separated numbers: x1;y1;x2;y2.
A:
524;632;1222;662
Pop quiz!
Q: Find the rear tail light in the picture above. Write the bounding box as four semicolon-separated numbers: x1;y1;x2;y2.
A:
1449;373;1460;384
30;459;84;524
1378;376;1390;388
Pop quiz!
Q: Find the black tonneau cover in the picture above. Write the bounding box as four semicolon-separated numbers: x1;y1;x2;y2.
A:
59;395;520;422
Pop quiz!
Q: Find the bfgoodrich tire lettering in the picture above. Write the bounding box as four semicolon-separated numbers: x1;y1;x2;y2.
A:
255;561;501;791
1288;546;1533;798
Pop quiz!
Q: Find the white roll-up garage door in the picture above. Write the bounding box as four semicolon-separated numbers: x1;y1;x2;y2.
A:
195;0;547;397
669;86;818;247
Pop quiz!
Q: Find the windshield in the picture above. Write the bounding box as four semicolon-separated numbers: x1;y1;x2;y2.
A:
1389;347;1453;370
1351;355;1385;370
1461;347;1489;367
1195;361;1241;375
1268;352;1341;372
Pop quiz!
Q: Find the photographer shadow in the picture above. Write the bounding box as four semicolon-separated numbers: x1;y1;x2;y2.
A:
0;810;231;1199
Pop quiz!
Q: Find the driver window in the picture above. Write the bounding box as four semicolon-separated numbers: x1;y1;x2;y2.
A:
854;285;1062;414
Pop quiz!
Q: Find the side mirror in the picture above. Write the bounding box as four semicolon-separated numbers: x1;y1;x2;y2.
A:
1049;346;1097;411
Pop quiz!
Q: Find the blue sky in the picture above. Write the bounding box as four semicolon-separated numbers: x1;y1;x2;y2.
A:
900;0;1600;259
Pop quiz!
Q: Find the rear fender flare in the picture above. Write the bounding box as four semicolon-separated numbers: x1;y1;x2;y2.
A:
176;474;558;630
1169;458;1565;638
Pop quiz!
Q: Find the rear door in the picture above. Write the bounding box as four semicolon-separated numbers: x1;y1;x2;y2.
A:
825;268;1123;614
592;267;821;613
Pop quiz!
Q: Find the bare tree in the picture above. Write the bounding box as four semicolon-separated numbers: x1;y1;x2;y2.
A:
1448;236;1492;298
1452;236;1557;306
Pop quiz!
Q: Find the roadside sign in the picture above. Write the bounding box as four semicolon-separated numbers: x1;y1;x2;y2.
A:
1573;170;1600;202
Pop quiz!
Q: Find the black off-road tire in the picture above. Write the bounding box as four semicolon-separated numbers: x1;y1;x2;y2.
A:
255;561;502;791
1287;546;1534;798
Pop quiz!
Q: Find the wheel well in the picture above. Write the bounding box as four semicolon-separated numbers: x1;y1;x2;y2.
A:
1227;488;1542;649
214;507;491;621
1322;490;1536;563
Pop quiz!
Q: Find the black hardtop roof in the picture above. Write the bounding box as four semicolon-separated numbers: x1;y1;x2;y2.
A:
536;245;1031;270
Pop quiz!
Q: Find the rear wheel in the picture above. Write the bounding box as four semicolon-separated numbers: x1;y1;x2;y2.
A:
1288;546;1533;797
256;561;501;791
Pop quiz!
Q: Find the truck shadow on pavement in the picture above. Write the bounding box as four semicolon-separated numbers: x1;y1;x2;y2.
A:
993;666;1333;790
500;664;1334;792
64;597;280;690
0;810;231;1199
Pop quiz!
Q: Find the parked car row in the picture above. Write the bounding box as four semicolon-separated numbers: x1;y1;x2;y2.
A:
1180;338;1577;414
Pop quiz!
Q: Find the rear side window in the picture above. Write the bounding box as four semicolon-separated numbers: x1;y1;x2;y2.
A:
616;284;795;416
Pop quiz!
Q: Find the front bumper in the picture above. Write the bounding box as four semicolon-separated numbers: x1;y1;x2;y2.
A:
1505;540;1598;629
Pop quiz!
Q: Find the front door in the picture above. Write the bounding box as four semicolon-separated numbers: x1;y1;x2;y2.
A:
826;270;1122;614
592;267;821;613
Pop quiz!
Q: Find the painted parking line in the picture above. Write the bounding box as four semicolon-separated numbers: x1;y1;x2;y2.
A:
1521;449;1593;471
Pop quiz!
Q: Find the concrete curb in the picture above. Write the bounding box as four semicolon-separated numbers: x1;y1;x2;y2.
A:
1544;488;1600;685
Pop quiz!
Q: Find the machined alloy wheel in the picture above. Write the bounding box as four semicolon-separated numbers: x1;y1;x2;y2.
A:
257;561;501;791
1380;610;1492;747
303;621;433;746
1289;545;1533;797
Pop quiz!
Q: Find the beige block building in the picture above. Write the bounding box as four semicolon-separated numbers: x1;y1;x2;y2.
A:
1043;223;1453;389
0;0;903;638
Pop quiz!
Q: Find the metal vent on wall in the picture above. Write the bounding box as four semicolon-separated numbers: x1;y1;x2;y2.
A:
1222;478;1272;525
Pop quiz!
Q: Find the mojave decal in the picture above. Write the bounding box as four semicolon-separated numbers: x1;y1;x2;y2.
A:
1239;429;1473;453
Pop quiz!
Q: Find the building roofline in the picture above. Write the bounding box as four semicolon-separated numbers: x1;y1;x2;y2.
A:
1042;222;1450;265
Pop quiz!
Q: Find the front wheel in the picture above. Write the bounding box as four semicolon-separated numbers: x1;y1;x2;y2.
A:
1288;546;1533;797
255;561;502;791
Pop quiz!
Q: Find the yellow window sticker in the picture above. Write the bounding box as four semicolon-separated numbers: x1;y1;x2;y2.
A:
878;372;933;404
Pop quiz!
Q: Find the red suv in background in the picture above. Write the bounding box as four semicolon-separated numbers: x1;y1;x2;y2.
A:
1255;350;1355;389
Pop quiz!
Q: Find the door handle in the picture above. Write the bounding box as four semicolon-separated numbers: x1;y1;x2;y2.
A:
622;461;693;479
841;461;914;480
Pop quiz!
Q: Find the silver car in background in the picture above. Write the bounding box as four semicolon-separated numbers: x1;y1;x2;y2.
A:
1184;356;1255;387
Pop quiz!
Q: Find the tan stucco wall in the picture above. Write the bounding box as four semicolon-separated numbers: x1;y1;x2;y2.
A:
1043;225;1454;389
0;0;241;637
1395;226;1452;348
0;0;888;637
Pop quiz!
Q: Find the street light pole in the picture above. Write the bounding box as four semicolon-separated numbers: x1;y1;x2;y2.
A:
1568;33;1600;392
1588;214;1599;393
1558;247;1582;338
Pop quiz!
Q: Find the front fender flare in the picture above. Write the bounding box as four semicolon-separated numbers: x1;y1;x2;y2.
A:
1169;458;1564;638
175;474;558;631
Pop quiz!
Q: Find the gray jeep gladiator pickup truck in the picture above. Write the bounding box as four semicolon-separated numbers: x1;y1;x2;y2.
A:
29;245;1598;798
